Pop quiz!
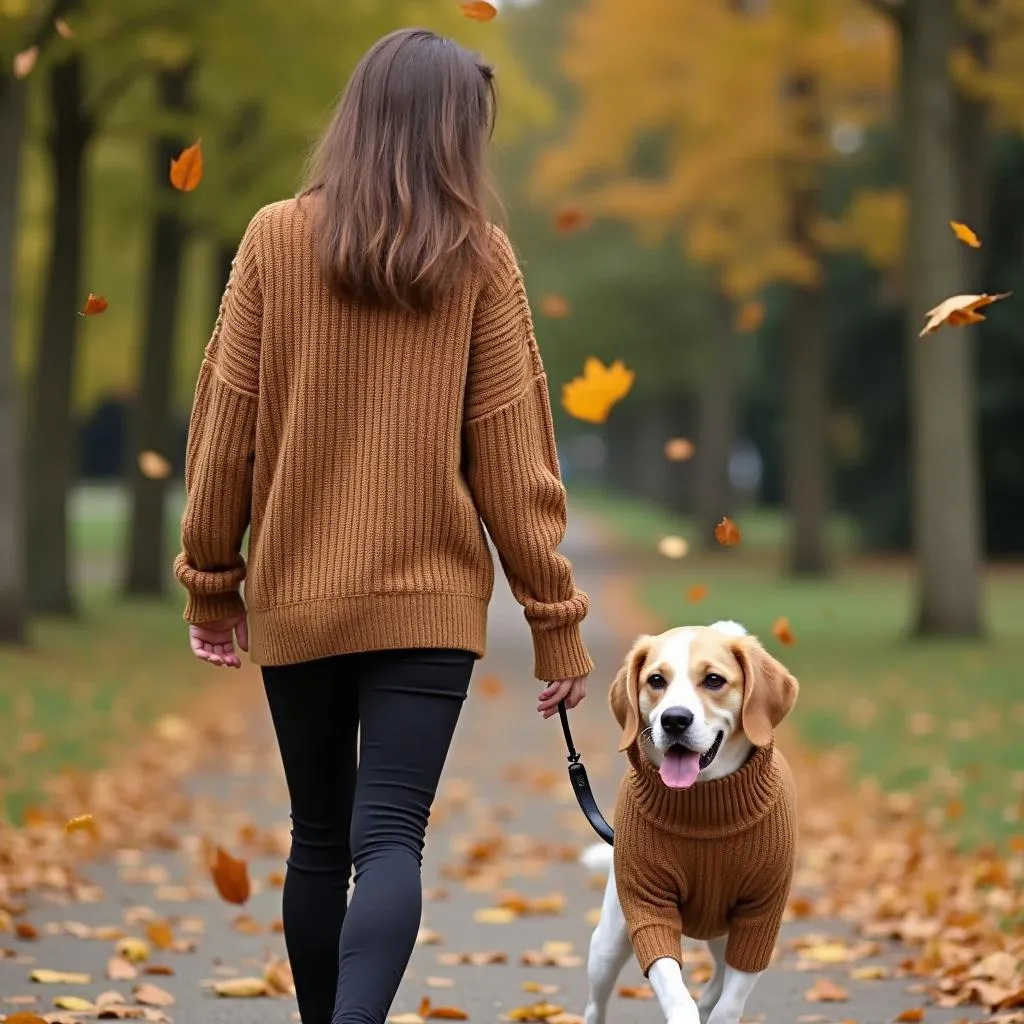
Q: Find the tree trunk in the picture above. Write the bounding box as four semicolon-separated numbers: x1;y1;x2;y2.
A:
903;0;983;635
24;30;91;615
0;79;29;644
123;63;194;597
782;70;829;577
694;291;738;548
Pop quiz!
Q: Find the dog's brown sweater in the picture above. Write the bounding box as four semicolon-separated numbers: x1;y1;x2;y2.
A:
612;742;796;976
173;198;593;680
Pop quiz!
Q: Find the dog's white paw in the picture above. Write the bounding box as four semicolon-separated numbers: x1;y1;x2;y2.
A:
579;843;613;872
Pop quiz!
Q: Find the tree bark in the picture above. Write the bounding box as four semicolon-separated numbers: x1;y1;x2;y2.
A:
123;63;194;597
903;0;983;635
0;79;29;644
694;290;738;548
24;23;92;615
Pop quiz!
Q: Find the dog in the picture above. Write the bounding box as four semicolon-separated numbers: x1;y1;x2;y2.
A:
580;620;799;1024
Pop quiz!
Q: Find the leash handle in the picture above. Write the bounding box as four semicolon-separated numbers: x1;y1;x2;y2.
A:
557;698;615;846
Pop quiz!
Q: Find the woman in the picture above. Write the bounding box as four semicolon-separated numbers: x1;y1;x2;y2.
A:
174;26;593;1024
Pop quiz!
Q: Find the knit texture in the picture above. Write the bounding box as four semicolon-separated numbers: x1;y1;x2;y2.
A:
612;742;797;976
174;198;593;681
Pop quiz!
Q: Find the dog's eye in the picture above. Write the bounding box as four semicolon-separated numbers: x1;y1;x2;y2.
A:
703;673;727;690
646;673;667;690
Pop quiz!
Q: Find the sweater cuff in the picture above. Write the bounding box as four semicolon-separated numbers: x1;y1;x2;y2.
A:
631;924;682;978
532;622;594;682
183;590;246;625
725;918;781;973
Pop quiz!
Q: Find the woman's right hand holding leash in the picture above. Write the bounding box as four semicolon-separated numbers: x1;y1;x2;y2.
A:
537;676;588;718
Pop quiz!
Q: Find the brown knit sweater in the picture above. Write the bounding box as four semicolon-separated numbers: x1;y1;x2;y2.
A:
612;742;797;976
173;198;593;681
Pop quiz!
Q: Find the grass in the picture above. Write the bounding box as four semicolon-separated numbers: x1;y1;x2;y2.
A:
570;486;1024;852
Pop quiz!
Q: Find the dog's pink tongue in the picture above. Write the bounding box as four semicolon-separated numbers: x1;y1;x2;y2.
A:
659;748;701;789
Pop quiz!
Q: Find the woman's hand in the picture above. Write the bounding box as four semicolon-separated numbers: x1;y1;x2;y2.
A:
189;613;249;668
537;676;588;719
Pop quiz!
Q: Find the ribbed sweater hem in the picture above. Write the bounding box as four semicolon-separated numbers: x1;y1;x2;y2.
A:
632;924;683;977
246;592;489;667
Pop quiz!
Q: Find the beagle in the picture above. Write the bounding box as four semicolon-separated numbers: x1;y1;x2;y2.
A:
580;620;799;1024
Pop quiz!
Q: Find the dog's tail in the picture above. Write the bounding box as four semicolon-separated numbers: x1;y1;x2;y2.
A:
579;842;613;873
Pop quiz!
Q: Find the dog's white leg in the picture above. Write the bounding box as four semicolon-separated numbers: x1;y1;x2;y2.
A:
649;958;700;1024
583;866;633;1024
696;935;727;1024
704;964;763;1024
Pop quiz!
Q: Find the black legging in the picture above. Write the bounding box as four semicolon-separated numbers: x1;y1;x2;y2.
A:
262;647;474;1024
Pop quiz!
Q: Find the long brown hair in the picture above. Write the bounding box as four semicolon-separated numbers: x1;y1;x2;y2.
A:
299;28;498;313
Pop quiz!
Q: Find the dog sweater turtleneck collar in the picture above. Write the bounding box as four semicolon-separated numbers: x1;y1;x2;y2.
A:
623;741;784;837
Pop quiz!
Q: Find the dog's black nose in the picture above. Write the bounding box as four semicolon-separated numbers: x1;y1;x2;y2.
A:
660;707;694;736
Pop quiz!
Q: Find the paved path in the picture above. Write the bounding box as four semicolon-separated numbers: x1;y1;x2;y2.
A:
1;520;974;1024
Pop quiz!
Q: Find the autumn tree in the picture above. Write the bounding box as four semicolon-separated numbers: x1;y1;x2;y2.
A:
533;0;893;571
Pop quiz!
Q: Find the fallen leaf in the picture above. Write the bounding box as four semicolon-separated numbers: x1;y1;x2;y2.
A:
116;937;150;964
12;46;38;79
15;921;38;940
459;0;497;20
144;922;173;951
919;292;1011;336
540;295;570;319
714;516;741;546
53;996;95;1012
30;970;92;985
895;1011;925;1022
658;536;688;559
686;584;708;603
132;983;174;1007
266;870;285;888
208;843;251;905
617;985;654;999
735;299;765;333
427;1008;469;1020
437;951;507;966
504;1002;564;1022
389;1015;425;1024
137;451;172;481
664;437;695;461
473;907;515;924
143;965;174;977
416;927;443;946
522;982;558;995
553;207;590;234
79;293;108;316
211;977;269;998
850;964;890;980
107;957;138;981
54;17;74;38
804;978;849;1003
561;357;633;424
425;978;455;989
169;139;203;192
264;956;294;996
949;221;981;248
772;617;796;646
231;914;261;936
4;1014;48;1024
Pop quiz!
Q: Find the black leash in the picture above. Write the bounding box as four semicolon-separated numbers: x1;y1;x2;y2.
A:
557;698;614;845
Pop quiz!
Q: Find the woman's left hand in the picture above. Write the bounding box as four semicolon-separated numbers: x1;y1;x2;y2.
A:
189;614;249;668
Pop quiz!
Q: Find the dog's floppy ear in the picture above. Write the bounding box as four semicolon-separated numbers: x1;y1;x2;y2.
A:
609;635;654;752
732;636;799;747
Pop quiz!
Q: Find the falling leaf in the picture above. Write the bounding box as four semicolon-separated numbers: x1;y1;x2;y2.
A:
772;617;796;646
540;295;570;319
918;292;1011;336
137;450;172;480
474;907;516;924
169;140;203;192
686;584;708;603
144;922;173;951
459;0;497;20
477;675;503;698
116;937;150;964
54;17;74;38
617;985;655;999
53;996;95;1012
895;1011;925;1022
735;300;765;333
107;957;138;981
132;983;174;1007
212;977;269;998
30;970;92;985
12;45;38;79
79;293;108;316
15;921;38;940
208;843;251;905
949;221;981;248
657;536;688;559
561;357;634;424
664;437;695;461
713;516;741;546
804;978;849;1003
553;207;590;234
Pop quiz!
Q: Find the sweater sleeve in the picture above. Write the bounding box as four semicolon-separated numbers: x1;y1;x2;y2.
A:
724;850;793;973
614;844;683;977
463;228;594;683
173;212;264;624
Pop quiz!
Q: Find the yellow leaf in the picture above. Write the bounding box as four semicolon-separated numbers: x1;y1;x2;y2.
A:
561;358;634;424
212;977;269;998
116;937;150;964
169;140;203;192
30;969;92;985
459;0;497;21
949;221;981;248
850;964;890;980
65;813;98;836
473;907;516;923
53;996;95;1011
919;292;1011;336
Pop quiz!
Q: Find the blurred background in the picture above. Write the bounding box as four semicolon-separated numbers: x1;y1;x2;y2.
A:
0;0;1022;850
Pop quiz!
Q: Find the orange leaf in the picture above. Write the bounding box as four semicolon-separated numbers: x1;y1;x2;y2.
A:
266;869;285;887
553;207;590;234
540;294;570;319
145;921;174;951
428;1008;469;1020
477;675;503;698
734;300;765;333
772;617;795;646
664;437;695;461
144;963;175;976
459;0;497;20
209;843;251;905
169;139;203;192
419;996;431;1018
895;1010;925;1022
4;1014;48;1024
804;978;849;1003
713;516;741;546
617;985;654;999
137;451;172;480
919;292;1010;336
13;46;38;79
949;221;981;248
80;293;108;316
15;921;38;940
686;584;708;603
